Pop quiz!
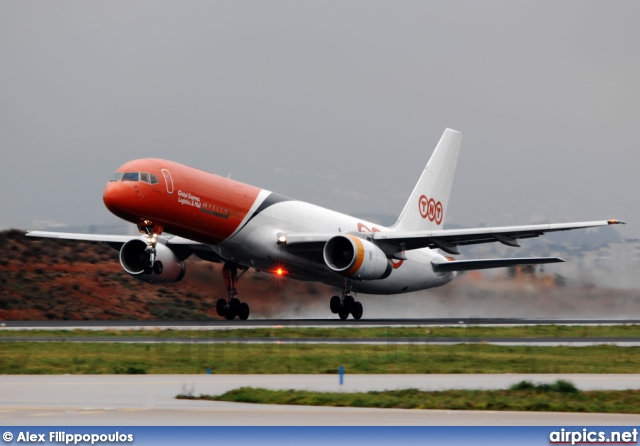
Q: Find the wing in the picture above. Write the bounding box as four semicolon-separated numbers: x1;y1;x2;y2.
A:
25;231;137;243
25;231;223;262
283;219;624;260
371;219;625;255
25;230;202;245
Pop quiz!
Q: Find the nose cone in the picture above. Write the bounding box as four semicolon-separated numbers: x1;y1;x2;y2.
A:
103;181;121;211
103;181;137;221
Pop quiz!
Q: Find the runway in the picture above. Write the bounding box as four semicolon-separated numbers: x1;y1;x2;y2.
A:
2;319;636;425
3;318;640;329
1;336;639;346
1;374;640;426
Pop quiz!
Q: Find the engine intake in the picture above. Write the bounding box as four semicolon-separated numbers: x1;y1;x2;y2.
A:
119;239;186;284
323;234;392;280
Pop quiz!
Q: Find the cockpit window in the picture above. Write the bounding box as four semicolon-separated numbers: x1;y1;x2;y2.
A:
112;171;159;184
122;172;139;181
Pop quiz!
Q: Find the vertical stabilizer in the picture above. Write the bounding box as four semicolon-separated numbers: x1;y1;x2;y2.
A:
392;128;461;232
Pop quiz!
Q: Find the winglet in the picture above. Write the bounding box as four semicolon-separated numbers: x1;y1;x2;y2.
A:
608;219;625;225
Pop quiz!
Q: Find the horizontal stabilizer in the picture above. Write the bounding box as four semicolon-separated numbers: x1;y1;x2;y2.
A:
432;257;565;273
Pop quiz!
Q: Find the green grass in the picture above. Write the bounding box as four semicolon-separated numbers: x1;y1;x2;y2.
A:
0;324;639;339
1;342;640;374
180;382;640;414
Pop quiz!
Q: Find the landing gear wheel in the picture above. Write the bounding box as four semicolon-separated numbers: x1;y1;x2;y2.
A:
216;298;227;317
238;302;250;320
338;310;350;320
144;261;153;275
223;298;241;320
153;260;163;275
343;295;355;312
229;298;241;314
330;296;340;314
220;262;251;321
351;301;363;320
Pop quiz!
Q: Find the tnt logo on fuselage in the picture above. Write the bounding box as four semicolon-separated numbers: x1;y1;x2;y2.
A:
357;223;404;269
418;195;443;225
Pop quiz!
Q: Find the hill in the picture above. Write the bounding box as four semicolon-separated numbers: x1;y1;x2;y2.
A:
0;230;331;320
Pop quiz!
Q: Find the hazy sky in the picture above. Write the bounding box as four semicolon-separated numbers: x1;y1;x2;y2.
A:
1;1;638;239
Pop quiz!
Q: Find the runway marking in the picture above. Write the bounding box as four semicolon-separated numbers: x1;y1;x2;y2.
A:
5;319;640;331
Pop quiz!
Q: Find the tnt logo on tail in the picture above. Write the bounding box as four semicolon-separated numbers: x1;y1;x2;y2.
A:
391;128;460;233
418;195;443;225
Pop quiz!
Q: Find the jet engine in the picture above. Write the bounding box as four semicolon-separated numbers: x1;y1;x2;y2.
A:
119;239;186;284
323;234;392;280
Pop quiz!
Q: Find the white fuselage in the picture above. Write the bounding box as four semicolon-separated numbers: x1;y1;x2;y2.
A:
216;199;456;294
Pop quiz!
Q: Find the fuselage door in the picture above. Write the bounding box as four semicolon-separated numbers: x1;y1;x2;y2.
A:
161;169;174;194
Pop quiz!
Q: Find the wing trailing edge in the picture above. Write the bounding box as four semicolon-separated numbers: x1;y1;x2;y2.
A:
431;257;565;273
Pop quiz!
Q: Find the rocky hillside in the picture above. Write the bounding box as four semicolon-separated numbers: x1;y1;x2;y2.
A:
0;230;331;320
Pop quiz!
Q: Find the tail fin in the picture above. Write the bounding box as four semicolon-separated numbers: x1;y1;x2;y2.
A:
392;128;462;232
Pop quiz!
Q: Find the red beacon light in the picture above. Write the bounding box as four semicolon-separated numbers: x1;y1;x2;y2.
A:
271;265;289;277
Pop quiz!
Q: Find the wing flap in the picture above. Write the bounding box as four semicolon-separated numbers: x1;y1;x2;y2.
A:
432;257;565;272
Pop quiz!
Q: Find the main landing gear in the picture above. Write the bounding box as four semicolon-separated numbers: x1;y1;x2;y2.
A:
216;263;251;320
139;224;164;275
329;281;363;320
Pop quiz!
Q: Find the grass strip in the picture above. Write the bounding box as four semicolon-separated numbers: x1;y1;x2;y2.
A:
1;342;640;374
0;324;639;339
178;382;640;414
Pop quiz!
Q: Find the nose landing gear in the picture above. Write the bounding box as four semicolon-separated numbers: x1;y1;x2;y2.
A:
139;223;164;275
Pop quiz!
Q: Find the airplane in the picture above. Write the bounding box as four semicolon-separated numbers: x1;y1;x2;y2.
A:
27;129;624;320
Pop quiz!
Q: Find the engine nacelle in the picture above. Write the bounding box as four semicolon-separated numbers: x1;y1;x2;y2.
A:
323;234;392;280
119;239;186;284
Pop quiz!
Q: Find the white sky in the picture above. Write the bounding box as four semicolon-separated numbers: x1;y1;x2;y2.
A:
1;1;638;238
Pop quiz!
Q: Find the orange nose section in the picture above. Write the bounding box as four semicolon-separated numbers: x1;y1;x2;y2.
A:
103;182;122;212
103;181;138;221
